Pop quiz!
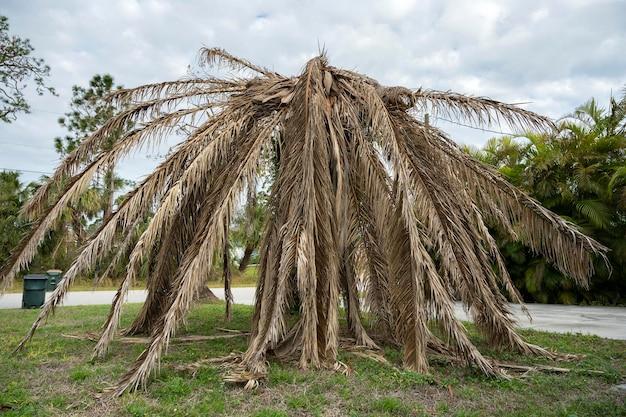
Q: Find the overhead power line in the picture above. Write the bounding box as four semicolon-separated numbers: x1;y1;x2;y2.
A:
432;116;521;136
0;167;52;175
0;140;54;150
29;107;65;116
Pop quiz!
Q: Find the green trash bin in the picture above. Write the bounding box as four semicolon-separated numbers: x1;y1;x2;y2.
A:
46;269;63;291
22;274;48;309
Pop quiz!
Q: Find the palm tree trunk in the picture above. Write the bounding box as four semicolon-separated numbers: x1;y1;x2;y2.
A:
340;250;376;348
224;223;233;321
103;165;115;222
123;256;170;335
195;285;219;302
238;242;255;271
71;209;85;245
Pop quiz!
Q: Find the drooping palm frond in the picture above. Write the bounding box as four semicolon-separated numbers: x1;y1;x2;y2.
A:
1;49;609;394
411;89;556;132
199;47;276;77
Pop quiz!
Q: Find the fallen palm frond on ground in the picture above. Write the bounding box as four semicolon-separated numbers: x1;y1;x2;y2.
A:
171;352;245;377
166;336;613;384
494;362;612;377
61;331;249;344
0;48;609;395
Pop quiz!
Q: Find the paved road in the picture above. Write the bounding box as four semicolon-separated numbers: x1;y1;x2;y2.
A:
2;287;625;340
0;288;255;309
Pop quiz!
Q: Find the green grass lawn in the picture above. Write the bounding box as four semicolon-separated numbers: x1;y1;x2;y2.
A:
0;303;624;417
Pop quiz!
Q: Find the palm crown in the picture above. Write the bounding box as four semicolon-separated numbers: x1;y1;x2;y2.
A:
0;49;608;394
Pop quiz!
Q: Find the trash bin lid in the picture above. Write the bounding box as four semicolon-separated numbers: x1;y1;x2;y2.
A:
24;274;48;280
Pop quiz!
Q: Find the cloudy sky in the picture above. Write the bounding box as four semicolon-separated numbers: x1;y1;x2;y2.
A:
2;0;625;183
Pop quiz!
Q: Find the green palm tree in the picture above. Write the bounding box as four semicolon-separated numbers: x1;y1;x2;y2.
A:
481;89;626;304
0;171;29;266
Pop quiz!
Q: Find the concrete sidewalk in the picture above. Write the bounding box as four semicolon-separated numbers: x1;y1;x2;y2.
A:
1;287;625;340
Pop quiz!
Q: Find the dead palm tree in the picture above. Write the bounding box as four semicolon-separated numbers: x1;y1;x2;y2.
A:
0;49;608;394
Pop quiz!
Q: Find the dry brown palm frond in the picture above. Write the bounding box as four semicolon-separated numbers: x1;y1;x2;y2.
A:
95;215;146;287
339;94;393;332
95;106;264;353
4;80;279;294
123;174;215;337
3;106;212;292
64;332;249;345
200;47;276;77
411;89;556;132
116;110;283;393
8;108;226;289
3;47;607;394
394;117;533;354
106;78;243;105
421;126;608;286
11;112;240;345
21;85;243;220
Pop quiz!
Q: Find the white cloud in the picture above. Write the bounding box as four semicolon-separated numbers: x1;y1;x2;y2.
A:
1;0;625;182
530;7;550;22
375;0;418;20
439;0;505;42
